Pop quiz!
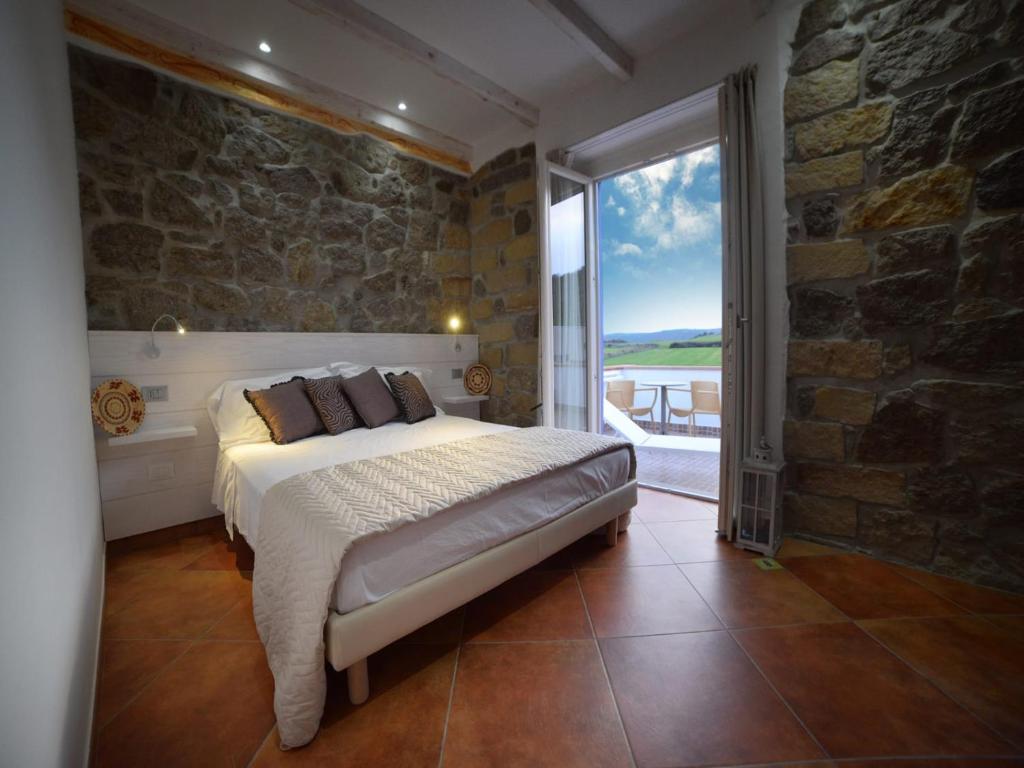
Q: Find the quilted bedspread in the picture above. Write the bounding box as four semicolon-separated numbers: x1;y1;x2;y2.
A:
252;426;635;748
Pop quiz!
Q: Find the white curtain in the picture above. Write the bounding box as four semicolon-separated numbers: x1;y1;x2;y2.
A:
550;189;588;431
719;66;766;537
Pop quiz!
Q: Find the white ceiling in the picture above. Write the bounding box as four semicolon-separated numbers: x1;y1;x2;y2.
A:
103;0;745;168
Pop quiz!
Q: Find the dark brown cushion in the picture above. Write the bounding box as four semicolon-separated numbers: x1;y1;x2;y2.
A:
386;371;436;424
243;377;325;445
340;368;400;428
303;375;363;435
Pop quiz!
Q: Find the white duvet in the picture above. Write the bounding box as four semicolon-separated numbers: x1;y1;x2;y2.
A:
213;414;630;613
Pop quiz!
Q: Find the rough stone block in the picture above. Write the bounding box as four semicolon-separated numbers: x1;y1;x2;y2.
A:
976;149;1024;211
784;492;858;537
788;340;884;378
478;321;515;344
842;165;973;233
480;346;503;370
787;240;869;283
504;234;538;263
474;218;514;247
875;226;954;276
441;276;472;299
859;507;936;564
792;29;864;75
923;311;1024;373
90;222;163;274
867;0;946;42
866;27;979;95
857;270;952;329
508;341;538;366
790;287;856;338
813;386;876;425
786;151;864;197
856;396;944;463
471;298;494;320
785;419;846;461
795;103;893;159
443;224;470;250
908;463;976;517
951;80;1024;162
802;198;840;237
795;0;847;41
910;379;1023;411
504;179;536;207
951;415;1024;464
165;246;233;280
784;59;860;122
797;462;906;505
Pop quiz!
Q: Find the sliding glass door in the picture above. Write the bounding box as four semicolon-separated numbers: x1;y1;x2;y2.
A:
539;163;599;432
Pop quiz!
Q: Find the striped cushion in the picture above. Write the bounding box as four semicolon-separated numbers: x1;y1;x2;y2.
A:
386;371;436;424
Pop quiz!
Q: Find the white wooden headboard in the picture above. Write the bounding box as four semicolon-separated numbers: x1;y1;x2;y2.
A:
89;331;479;541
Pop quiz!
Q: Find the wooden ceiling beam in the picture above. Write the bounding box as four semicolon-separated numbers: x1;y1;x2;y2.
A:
290;0;540;128
527;0;633;81
64;0;472;174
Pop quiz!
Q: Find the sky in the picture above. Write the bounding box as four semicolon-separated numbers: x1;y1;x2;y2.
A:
599;144;723;335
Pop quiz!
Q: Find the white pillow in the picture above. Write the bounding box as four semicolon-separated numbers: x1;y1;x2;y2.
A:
328;361;431;386
207;366;331;448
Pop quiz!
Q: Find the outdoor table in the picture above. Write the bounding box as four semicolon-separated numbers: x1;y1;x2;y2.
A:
640;381;690;435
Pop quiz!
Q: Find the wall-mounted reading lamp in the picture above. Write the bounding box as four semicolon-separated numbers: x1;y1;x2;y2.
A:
448;315;462;353
145;314;186;359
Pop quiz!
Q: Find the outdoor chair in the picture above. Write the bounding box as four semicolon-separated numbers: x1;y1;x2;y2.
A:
606;379;656;424
666;380;721;436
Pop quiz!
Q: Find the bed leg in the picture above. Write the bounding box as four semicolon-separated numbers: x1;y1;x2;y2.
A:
605;518;618;547
347;658;369;705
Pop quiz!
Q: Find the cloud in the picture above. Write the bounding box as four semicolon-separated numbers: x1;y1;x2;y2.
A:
679;144;719;188
605;194;617;208
617;206;626;216
613;242;643;257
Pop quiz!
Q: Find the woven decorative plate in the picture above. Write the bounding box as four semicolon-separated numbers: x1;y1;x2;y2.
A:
463;363;492;395
91;378;146;436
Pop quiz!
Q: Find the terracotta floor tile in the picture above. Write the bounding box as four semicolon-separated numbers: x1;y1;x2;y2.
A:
601;631;823;767
986;615;1024;637
861;615;1024;750
777;537;847;558
647;519;754;563
253;643;456;767
681;559;847;629
832;761;1024;767
185;536;255;571
886;564;1024;615
398;607;464;645
443;641;632;768
634;489;717;523
96;639;191;728
570;522;673;568
578;564;722;637
104;569;251;639
782;554;966;620
205;592;259;642
106;532;220;574
96;641;275;768
734;622;1011;757
463;570;591;642
103;567;179;619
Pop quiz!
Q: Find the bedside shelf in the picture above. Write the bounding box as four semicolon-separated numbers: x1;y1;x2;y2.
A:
106;425;198;446
442;394;490;405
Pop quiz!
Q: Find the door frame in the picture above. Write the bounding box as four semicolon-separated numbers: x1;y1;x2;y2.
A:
537;159;601;433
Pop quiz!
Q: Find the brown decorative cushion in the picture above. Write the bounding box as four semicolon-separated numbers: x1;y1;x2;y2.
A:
243;377;325;445
386;371;436;424
303;375;363;435
340;368;400;428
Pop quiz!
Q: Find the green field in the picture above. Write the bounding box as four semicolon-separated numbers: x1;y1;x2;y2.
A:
603;338;722;366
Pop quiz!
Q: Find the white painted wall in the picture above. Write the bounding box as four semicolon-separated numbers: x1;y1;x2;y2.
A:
0;2;105;766
535;0;803;453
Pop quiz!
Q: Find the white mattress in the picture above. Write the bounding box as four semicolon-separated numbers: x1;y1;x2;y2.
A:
212;415;630;613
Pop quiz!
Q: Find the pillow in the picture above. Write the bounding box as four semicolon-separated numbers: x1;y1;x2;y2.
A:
329;361;430;387
341;367;400;428
207;366;331;447
243;377;325;445
385;371;436;424
304;375;363;435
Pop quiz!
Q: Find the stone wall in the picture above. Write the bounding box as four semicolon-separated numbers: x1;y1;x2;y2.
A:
70;45;471;333
783;0;1023;589
468;147;540;427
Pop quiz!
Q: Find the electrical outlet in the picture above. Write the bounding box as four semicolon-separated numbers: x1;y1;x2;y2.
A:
148;461;175;481
451;368;463;380
141;385;168;402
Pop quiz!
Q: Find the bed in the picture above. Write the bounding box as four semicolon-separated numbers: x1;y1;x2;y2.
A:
208;365;637;749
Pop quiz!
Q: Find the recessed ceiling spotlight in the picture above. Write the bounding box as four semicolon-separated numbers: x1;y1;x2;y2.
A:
397;101;407;111
258;41;272;53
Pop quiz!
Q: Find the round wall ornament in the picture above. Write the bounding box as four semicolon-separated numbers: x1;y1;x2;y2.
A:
91;378;146;436
463;363;492;395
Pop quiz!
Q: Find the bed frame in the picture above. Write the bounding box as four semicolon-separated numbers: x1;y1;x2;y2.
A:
324;480;637;704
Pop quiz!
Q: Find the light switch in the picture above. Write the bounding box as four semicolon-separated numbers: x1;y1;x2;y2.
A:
451;368;463;380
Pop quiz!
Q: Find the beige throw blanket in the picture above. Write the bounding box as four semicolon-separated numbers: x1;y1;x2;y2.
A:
253;427;635;748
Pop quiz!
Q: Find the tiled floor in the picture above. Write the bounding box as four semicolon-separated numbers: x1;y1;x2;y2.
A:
95;489;1024;768
634;445;720;498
